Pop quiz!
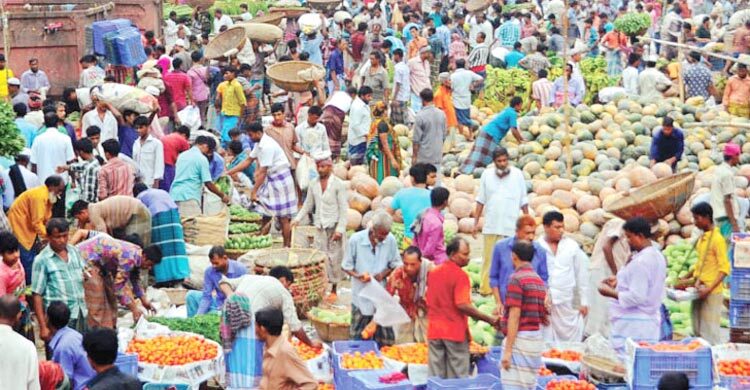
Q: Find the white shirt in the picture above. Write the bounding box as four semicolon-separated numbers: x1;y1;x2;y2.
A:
0;324;40;390
240;12;253;21
295;121;331;157
622;66;639;95
393;61;411;102
1;165;40;208
220;275;302;331
348;97;371;146
294;175;349;232
469;19;494;48
695;192;749;231
249;134;289;171
31;128;75;183
325;91;353;112
537;236;591;306
476;165;528;236
82;109;118;142
214;14;234;34
132;135;165;187
451;68;483;109
638;68;672;101
710;162;739;221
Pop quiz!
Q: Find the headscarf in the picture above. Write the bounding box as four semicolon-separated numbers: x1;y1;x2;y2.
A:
367;101;390;141
38;361;65;390
220;293;253;351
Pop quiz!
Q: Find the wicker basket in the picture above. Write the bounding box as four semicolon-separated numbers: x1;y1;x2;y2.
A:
605;172;696;222
465;0;491;13
307;306;351;342
581;355;625;383
248;12;286;26
203;26;247;59
269;6;309;18
236;22;283;44
307;0;341;12
239;248;328;317
291;226;319;249
226;248;249;259
267;61;325;92
161;287;189;306
185;0;213;9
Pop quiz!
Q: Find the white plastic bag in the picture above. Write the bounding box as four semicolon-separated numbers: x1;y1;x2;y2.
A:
359;280;411;327
177;105;201;132
299;13;323;34
295;154;318;191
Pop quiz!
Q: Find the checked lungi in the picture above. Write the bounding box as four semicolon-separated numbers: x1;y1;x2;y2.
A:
320;105;346;160
501;329;545;390
459;130;498;174
123;204;152;246
390;101;408;126
83;264;119;329
223;294;264;390
258;167;298;218
151;209;190;284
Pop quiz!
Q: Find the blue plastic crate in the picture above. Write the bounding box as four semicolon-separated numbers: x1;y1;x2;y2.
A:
333;348;383;390
92;19;132;55
113;28;146;66
630;338;713;389
729;301;750;328
350;369;412;389
426;374;501;389
731;269;750;302
721;375;750;390
332;340;379;357
142;384;190;390
536;375;577;390
114;352;138;377
595;383;628;390
475;346;502;378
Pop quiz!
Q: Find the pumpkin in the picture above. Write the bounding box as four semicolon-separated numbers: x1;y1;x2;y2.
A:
628;166;657;187
561;209;580;233
651;163;673;179
458;217;476;233
550;190;575;209
379;176;404;197
450;198;474;219
351;174;380;199
334;163;349;180
454;175;475;194
349;192;372;213
533;180;554;196
576;195;601;214
346;209;362;230
348;165;367;180
552;178;573;191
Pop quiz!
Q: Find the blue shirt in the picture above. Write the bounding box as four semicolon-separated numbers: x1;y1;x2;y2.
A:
327;49;345;80
496;22;521;47
137;188;178;216
49;326;96;390
391;187;431;238
15;118;37;147
384;36;406;54
650;127;684;167
301;32;324;66
170;146;212;202
484;107;518;141
489;236;549;304
197;259;247;315
505;50;525;68
210;152;225;180
118;125;138;158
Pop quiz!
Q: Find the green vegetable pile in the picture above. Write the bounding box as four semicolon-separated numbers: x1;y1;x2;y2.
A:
148;314;221;342
464;261;482;290
470;295;497;346
163;3;194;20
0;102;26;158
216;176;231;196
663;241;697;286
309;307;351;324
229;204;262;221
577;56;621;105
210;0;268;16
228;222;261;235
613;13;651;36
225;234;272;250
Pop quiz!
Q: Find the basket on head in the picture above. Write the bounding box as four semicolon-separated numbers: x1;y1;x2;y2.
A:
308;0;342;12
269;6;309;18
203;26;247;59
248;12;286;26
465;0;491;13
237;22;284;44
605;172;696;222
267;61;326;92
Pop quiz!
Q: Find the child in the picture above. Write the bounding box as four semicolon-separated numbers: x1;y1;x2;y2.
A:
501;240;547;390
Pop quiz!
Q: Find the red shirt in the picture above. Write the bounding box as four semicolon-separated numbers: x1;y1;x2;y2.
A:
501;264;547;334
386;267;420;319
426;261;471;342
351;32;366;63
161;133;190;166
163;71;192;111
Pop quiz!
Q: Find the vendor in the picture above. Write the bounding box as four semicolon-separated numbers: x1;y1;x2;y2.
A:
649;116;684;171
386;246;434;344
185;245;247;317
69;196;153;246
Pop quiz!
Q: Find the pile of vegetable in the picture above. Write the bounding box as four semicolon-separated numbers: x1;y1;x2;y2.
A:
228;222;261;235
663;241;698;286
544;379;596;390
291;338;325;360
340;352;384;369
613;13;651;36
148;314;221;343
469;295;497;346
0;102;26;157
390;222;458;250
381;343;428;364
309;306;351;324
163;3;194;20
210;0;268;16
216;176;231;195
542;349;582;361
225;234;272;250
229;204;262;222
126;335;219;365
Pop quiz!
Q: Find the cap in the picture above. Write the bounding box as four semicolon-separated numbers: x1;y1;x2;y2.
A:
724;142;741;157
18;148;31;157
419;46;431;54
145;86;161;96
438;72;450;82
7;77;20;86
174;38;186;48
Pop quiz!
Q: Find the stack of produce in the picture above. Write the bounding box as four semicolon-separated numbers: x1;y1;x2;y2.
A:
389;222;457;250
627;339;713;389
147;314;220;343
543;379;596;390
613;13;652;36
216;176;232;196
224;234;272;251
309;307;351;325
229;204;262;222
228;222;261;236
163;3;193;20
126;335;219;365
0;102;25;157
381;343;428;364
209;0;268;16
469;295;497;346
291;338;325;360
542;348;583;361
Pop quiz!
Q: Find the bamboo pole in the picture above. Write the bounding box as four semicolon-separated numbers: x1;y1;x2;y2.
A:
682;122;750;129
639;36;750;66
562;0;572;179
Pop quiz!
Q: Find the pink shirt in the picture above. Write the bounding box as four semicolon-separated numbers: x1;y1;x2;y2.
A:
413;207;448;264
163;71;192;111
408;57;431;96
187;66;210;102
0;261;25;297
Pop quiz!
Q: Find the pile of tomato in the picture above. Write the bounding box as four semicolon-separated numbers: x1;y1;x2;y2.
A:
469;341;489;354
381;343;428;365
545;379;596;390
317;383;334;390
542;348;583;361
340;351;384;370
538;367;554;376
718;359;750;377
291;338;324;360
127;335;219;366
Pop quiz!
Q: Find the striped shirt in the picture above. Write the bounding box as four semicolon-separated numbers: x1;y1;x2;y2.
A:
31;244;87;319
97;157;135;200
496;22;521;47
467;43;489;71
532;78;554;108
502;264;547;332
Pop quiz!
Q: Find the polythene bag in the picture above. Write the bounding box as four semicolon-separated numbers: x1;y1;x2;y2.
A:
295;154;318;191
177;105;201;132
359;280;411;327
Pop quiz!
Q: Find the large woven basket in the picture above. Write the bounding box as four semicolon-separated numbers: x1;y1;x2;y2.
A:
186;0;213;9
465;0;491;13
239;248;328;317
248;12;286;26
267;61;325;92
307;305;350;342
203;26;248;60
237;22;283;44
307;0;341;12
269;6;309;18
605;172;695;222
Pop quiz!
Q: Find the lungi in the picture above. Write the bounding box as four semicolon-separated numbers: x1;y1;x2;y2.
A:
348;142;367;165
428;339;470;379
411;92;423;112
124;205;152;246
391;100;407;125
350;305;395;346
459;130;499;175
543;301;585;342
727;102;750;118
220;114;240;143
316;227;345;284
258;168;298;218
717;217;734;245
610;312;660;358
585;265;615;338
691;293;723;345
177;199;202;219
160;164;176;192
480;234;505;296
225;325;264;390
320;105;346;160
501;329;544;390
395;312;428;344
151;209;190;283
83;264;119;329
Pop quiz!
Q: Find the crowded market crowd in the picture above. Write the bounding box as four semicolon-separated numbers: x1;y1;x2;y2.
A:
0;0;749;388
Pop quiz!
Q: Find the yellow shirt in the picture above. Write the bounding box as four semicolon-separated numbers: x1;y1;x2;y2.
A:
667;62;681;80
0;68;14;99
694;226;731;294
7;185;51;250
218;79;246;117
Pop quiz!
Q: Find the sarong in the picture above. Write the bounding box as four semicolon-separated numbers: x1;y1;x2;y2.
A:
610;313;660;358
160;164;176;192
316;227;344;284
501;329;544;390
585;265;614;338
348;142;367;165
258;168;297;218
124;204;152;246
350;305;395;346
151;209;190;283
220;114;240;143
83;264;118;329
320;105;346;159
390;100;407;125
543;301;585;343
459;130;498;174
225;324;264;389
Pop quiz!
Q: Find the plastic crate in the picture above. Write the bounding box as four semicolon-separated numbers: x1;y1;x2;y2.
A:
595;384;628;390
536;375;577;390
114;28;146;67
350;369;412;389
114;352;138;377
426;374;501;389
730;269;750;302
475;346;502;378
91;19;132;55
629;339;713;389
730;327;750;343
332;345;383;390
332;340;379;357
729;301;750;328
721;376;750;390
142;384;190;390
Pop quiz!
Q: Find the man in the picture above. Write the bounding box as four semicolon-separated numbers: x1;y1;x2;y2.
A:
14;103;35;146
132;116;165;189
504;42;525;69
61;138;101;203
32;218;88;341
408;47;432;112
732;20;750;55
2;149;41;209
391;49;410;125
622;53;640;95
0;295;39;390
292;157;347;301
79;55;105;88
387;246;434;343
678;202;730;345
472;148;529;296
390;164;432;245
0;53;14;101
597;217;666;356
711;143;742;242
500;240;548;390
170;136;230;218
469;13;494;48
460;97;524;174
218;266;322;347
638;56;672;101
239;3;253;21
434;72;458;140
160;125;191;191
84;126;106;163
723;64;750;118
97;139;135;199
20;58;50;94
82;98;119;142
649;116;684;171
683;51;716;99
216;67;246;143
47;302;96;390
8;176;65;283
413;187;449;264
342;211;402;346
82;328;140;390
550;63;586;107
451;59;483;139
537;211;590;342
413;89;446;170
301;30;325;67
213;8;234;34
186;245;246;317
548;27;565;54
518;45;551;75
31;112;75;183
255;308;317;390
348;86;372;165
407;26;428;59
495;13;521;49
164;57;193;112
9;78;29;111
427;238;499;379
490;215;549;320
171;40;192;71
295;105;330;159
69;196;152;245
531;69;554;110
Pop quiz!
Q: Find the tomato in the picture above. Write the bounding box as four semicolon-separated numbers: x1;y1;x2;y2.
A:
719;359;750;377
126;335;218;366
542;348;582;362
381;343;429;365
340;351;384;369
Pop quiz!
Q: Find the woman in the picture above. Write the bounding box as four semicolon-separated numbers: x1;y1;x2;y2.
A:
366;102;401;183
55;102;78;142
449;33;467;70
362;53;390;106
0;232;33;340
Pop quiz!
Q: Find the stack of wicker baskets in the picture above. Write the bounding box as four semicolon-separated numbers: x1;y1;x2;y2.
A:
267;61;325;92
